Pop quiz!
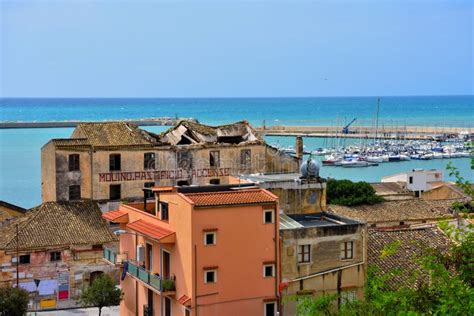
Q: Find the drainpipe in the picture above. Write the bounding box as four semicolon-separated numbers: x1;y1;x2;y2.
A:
160;245;163;316
274;206;279;315
135;233;138;316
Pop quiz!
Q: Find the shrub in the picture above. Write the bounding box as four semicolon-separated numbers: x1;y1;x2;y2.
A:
327;179;383;206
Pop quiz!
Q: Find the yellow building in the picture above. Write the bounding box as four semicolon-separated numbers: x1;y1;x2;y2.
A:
41;120;299;210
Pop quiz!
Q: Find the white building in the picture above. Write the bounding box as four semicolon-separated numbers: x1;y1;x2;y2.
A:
382;169;444;195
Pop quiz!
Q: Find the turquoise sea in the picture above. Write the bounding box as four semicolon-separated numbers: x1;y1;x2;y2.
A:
0;96;473;208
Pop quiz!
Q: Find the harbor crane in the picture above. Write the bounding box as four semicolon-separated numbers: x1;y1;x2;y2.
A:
342;118;357;134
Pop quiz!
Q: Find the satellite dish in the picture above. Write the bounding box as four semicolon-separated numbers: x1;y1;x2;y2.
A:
300;158;320;178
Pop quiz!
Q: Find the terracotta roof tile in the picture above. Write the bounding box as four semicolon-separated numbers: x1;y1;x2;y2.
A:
0;201;117;250
126;219;175;240
329;199;458;224
102;209;128;222
368;226;453;289
183;189;277;207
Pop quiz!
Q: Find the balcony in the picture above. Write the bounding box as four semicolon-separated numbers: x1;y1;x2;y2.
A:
103;247;126;266
127;261;176;295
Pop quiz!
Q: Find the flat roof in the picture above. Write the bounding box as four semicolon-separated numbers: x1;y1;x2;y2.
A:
280;212;360;230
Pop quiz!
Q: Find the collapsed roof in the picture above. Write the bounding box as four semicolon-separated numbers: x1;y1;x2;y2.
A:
160;120;263;146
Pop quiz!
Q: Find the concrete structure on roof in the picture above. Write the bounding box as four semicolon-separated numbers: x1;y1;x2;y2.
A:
238;171;327;214
368;225;453;289
0;200;27;228
102;184;281;316
41;120;299;210
0;201;118;311
279;212;367;315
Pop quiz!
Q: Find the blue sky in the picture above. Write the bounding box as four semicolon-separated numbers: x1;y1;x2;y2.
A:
1;0;472;97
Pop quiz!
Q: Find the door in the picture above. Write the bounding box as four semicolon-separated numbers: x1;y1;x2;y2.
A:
146;243;153;271
162;250;170;279
164;297;171;316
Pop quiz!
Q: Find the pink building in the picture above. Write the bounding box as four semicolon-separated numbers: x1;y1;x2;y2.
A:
102;184;280;316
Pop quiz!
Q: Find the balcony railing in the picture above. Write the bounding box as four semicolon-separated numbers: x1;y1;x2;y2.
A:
103;247;117;264
127;261;175;293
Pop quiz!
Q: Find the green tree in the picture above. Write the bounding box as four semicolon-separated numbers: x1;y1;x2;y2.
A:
0;286;29;316
78;274;123;316
327;179;383;206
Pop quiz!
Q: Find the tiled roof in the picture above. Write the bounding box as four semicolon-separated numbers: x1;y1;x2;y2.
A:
183;189;278;207
0;201;117;250
0;200;27;214
328;199;457;224
126;219;175;240
368;226;453;289
102;209;128;222
51;138;91;148
74;122;158;147
178;295;191;306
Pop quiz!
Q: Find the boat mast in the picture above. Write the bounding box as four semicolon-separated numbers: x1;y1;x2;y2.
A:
375;98;380;144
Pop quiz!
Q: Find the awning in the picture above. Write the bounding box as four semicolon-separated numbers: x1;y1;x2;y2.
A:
102;210;129;223
178;295;191;306
126;219;176;243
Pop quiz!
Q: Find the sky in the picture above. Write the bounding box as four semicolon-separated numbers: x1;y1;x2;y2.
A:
0;0;472;97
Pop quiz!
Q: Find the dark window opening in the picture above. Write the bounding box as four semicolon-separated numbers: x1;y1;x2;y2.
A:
264;210;273;224
209;151;220;167
89;271;103;285
144;182;154;199
177;180;190;186
50;251;61;262
92;244;103;250
144;153;156;170
399;221;405;226
160;202;169;221
109;154;121;171
264;265;274;277
177;151;193;169
217;136;245;144
205;270;216;283
69;185;81;200
110;184;121;201
209;179;220;185
68;154;80;171
409;176;413;184
205;233;215;245
240;149;251;168
19;254;30;264
164;297;171;316
265;302;276;316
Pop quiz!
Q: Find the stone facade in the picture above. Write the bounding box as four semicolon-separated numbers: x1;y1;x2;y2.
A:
279;213;367;316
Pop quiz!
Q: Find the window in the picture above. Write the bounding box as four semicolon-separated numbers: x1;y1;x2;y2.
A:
263;264;275;277
164;297;171;316
109;154;121;171
69;185;81;200
209;151;220;167
204;270;217;283
399;221;405;226
264;302;276;316
209;179;220;185
341;290;357;304
177;180;190;186
68;154;80;171
19;254;30;264
144;152;155;170
177;151;192;169
185;309;191;316
110;184;121;200
144;182;154;199
160;202;169;221
50;251;61;262
341;241;354;260
240;149;251;168
263;209;274;224
298;245;311;263
204;232;216;246
409;176;413;184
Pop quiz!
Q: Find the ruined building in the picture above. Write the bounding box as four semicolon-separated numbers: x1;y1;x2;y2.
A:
41;120;299;210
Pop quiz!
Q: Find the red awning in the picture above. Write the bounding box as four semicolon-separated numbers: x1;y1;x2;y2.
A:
126;219;175;243
102;210;128;223
178;295;191;306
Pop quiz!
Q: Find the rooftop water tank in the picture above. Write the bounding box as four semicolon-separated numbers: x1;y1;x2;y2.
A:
300;158;320;178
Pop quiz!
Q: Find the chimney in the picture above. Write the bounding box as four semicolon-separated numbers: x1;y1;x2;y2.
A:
295;136;304;160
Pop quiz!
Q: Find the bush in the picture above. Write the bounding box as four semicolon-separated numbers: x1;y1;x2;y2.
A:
78;274;122;316
327;179;383;206
0;286;29;316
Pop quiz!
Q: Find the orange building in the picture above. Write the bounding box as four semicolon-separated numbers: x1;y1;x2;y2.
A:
102;184;280;316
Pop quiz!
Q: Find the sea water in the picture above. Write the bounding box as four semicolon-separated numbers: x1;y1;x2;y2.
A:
0;96;473;208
